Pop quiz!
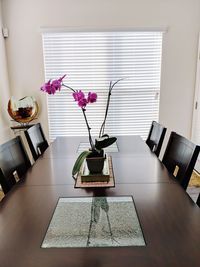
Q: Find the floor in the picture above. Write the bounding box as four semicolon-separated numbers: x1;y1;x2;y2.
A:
0;190;4;201
187;186;200;202
187;170;200;202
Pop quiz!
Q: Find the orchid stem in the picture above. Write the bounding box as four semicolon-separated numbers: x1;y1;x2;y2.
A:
99;79;123;138
82;108;94;150
63;83;94;150
62;84;76;92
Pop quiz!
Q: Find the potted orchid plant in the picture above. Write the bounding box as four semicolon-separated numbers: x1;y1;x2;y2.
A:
41;75;121;177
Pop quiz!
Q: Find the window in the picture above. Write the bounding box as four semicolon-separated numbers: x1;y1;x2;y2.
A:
42;31;163;140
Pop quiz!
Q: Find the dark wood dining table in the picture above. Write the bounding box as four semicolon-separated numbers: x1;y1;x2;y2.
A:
0;136;200;267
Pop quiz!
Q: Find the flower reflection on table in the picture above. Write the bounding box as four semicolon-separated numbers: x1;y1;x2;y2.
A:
87;197;119;247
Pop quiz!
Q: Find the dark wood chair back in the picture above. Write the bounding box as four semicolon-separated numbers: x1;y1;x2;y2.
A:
162;132;200;190
0;168;12;194
24;123;49;161
197;193;200;207
0;136;31;194
146;121;167;157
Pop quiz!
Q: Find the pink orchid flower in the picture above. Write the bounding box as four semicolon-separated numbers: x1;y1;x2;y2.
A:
78;97;88;108
41;75;97;109
72;90;85;102
40;75;66;94
40;80;56;94
87;92;97;103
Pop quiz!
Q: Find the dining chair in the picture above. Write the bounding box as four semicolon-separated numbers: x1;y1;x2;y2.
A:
197;193;200;207
0;168;12;194
0;136;31;194
146;121;167;157
24;123;49;161
162;132;200;190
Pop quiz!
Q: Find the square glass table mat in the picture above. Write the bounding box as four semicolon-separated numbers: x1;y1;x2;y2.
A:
77;142;119;153
41;196;145;248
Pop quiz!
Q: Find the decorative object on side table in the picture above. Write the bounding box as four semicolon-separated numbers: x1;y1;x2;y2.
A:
40;74;121;180
8;96;38;125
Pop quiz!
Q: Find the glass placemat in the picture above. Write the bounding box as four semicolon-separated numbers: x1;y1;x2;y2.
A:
41;196;145;248
77;142;119;153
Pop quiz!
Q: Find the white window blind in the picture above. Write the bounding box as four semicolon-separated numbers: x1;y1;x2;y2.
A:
42;31;163;140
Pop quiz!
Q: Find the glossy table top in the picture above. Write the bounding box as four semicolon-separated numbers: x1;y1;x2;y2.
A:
0;136;200;267
22;136;174;186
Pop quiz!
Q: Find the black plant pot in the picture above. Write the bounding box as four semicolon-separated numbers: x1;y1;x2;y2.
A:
86;150;105;174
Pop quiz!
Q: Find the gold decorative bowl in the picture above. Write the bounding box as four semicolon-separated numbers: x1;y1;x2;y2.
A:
8;96;39;123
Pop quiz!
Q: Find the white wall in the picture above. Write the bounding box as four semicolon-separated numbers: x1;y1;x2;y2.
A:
0;0;13;143
1;0;200;142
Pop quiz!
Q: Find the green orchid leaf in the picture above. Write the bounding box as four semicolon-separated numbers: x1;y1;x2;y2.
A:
72;150;92;177
101;134;109;138
95;136;117;150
